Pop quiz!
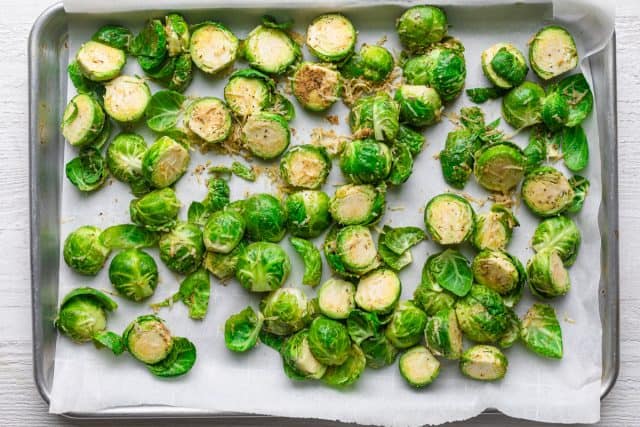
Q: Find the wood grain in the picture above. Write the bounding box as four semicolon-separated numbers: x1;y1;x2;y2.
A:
2;1;639;425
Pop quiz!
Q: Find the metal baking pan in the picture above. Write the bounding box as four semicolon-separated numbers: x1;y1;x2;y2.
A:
29;1;619;419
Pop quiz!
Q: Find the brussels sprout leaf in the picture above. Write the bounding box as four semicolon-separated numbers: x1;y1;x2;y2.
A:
428;249;473;297
347;309;382;345
378;242;412;271
99;224;159;249
92;330;125;355
67;61;106;103
65;148;108;192
567;175;590;213
521;303;563;359
289;237;322;287
382;226;425;255
466;87;505;104
224;306;263;352
146;336;197;377
231;161;257;182
145;90;186;133
259;329;286;352
152;269;210;320
92;25;132;51
261;15;294;30
561;125;589;172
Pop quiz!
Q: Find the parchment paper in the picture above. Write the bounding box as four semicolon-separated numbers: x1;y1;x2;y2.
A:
50;1;614;425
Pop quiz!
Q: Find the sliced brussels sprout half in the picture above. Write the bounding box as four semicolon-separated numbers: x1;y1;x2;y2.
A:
329;184;386;226
152;268;210;320
203;210;245;254
130;19;167;72
242;112;290;160
529;26;578;80
384;301;428;349
164;13;190;57
527;250;570;299
76;40;126;82
472;250;525;307
318;278;356;320
481;43;528;89
142;136;190;188
396;5;447;51
541;91;570;131
282;329;327;380
108;249;158;301
361;334;399;368
520;303;563;359
243;25;300;75
203;240;245;280
324;226;357;279
424;193;475;245
236;241;291;292
123;315;174;365
203;177;230;213
425;307;463;360
190;22;238;74
308;316;352;366
306;13;356;62
55;287;117;342
340;44;394;83
340;139;392;184
103;75;152;123
243;193;287;242
455;284;510;343
349;93;400;142
61;94;105;147
560;125;589;172
63;225;111;275
405;47;466;102
106;133;147;184
567;175;590;214
395;84;442;128
532;216;581;266
399;346;440;388
355;268;401;314
185;97;232;144
439;128;476;189
285;190;332;239
472;206;518;253
65;147;108;192
289;237;323;287
395;124;426;157
260;288;310;336
473;142;526;194
130;187;181;232
224;68;274;117
522;166;574;217
501;81;545;129
336;225;380;275
322;344;366;388
460;345;508;381
292;62;341;112
550;73;593;127
159;222;205;274
224;306;263;352
280;145;331;190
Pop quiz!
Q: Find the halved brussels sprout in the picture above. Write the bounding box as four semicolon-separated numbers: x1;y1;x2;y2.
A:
361;334;399;368
89;116;112;151
292;63;341;111
318;278;356;320
521;303;563;359
355;268;401;314
203;210;245;254
521;166;574;217
460;345;508;381
99;224;158;250
473;142;526;194
423;249;473;297
324;226;356;279
497;306;521;349
527;250;570;299
103;75;151;123
164;13;190;56
405;47;466;102
280;145;331;189
130;19;167;72
550;73;593;127
541;91;570;131
185;97;232;144
481;43;528;89
243;193;287;242
395;124;426;156
306;13;356;62
159;222;205;274
55;287;117;342
346;309;385;344
529;26;578;80
108;248;158;301
224;68;274;117
65;147;108;192
152;268;210;320
203;177;230;213
106;133;147;184
142;136;190;188
396;5;447;51
289;237;322;287
322;343;366;387
336;225;380;275
144;335;196;378
472;204;519;251
455;284;510;343
243;25;300;75
399;346;440;388
260;288;310;336
472;250;525;307
190;22;238;74
122;315;173;364
349;93;400;142
330;184;386;226
501;81;545;129
340;139;392;184
236;241;291;292
340;44;394;83
224;306;263;352
130;187;181;232
308;316;351;366
425;307;463;360
203;240;245;280
61;94;105;147
282;329;327;380
268;93;296;121
384;301;427;349
63;225;111;275
465;87;505;104
532;216;581;266
242;112;290;160
424;193;475;245
395;85;442;128
76;40;126;82
439;128;476;189
285;190;331;238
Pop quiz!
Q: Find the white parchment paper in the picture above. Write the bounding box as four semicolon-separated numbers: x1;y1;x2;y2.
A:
50;1;614;425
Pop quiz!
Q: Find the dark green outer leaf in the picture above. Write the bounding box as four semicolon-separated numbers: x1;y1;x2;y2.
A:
145;90;186;133
99;224;159;249
394;125;425;157
65;148;108;192
178;269;211;320
231;161;257;182
92;25;132;51
567;175;590;213
224;306;263;352
378;242;412;271
490;48;527;85
61;287;118;311
428;250;473;297
92;330;125;355
466;87;504;104
346;309;382;345
561;125;589;172
289;237;322;287
259;329;286;352
67;61;106;103
382;225;425;255
388;144;414;186
146;336;197;377
520;303;563;359
187;201;211;227
130;19;167;71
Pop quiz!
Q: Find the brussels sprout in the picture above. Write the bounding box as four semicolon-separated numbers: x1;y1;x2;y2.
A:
268;93;296;121
324;226;356;279
106;133;147;184
395;85;442;128
88;115;113;152
280;145;331;190
307;316;351;366
532;216;581;266
524;125;549;172
108;249;158;301
145;336;197;378
473;142;526;194
472;250;525;307
322;344;366;387
122;315;173;364
349;93;400;142
381;226;425;256
330;184;385;226
422;249;473;297
243;25;300;75
561;125;589;172
91;24;132;51
335;226;380;275
501;81;545;129
405;47;466;102
472;205;519;252
76;40;126;82
65;147;108;192
481;43;528;89
185;97;232;144
496;306;521;349
340;44;394;83
130;19;167;72
243;193;287;242
224;306;263;352
541;91;569;131
317;278;356;320
190;22;238;74
229;161;256;182
340;139;392;184
63;225;111;275
361;334;399;368
384;301;427;349
186;202;208;228
224;68;274;117
141;136;190;188
291;63;341;111
99;224;158;250
355;268;401;314
67;60;105;102
306;13;356;62
346;309;385;344
527;250;570;299
521;303;563;359
260;288;310;335
236;242;291;292
285;190;331;238
521;166;574;217
153;268;211;320
466;87;505;104
395;124;426;156
413;275;457;316
203;240;246;280
529;26;578;80
203;177;230;213
130;187;181;232
439;128;476;189
424;307;463;359
242;112;290;160
567;175;590;213
455;284;510;343
460;345;508;381
378;238;413;271
387;145;413;186
92;330;125;355
55;287;117;342
289;237;322;287
203;210;245;254
398;346;440;387
61;94;105;147
164;13;189;56
550;73;593;127
282;329;327;379
103;75;151;123
424;193;475;245
396;5;447;51
158;222;205;274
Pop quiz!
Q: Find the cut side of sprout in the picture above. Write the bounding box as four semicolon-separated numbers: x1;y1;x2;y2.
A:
425;194;474;245
460;345;508;381
190;23;238;74
104;75;151;123
306;14;356;62
61;94;105;147
330;184;384;226
186;97;232;144
142;136;190;188
355;269;401;313
242;112;290;159
336;226;378;272
318;278;356;320
280;146;331;189
124;317;173;364
244;27;299;75
292;63;341;111
399;346;440;387
522;167;574;217
529;26;578;80
76;40;126;82
224;76;272;117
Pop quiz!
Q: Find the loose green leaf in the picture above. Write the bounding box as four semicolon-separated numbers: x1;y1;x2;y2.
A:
187;201;211;227
152;269;211;320
289;237;322;287
520;303;563;359
146;336;197;377
466;87;504;104
567;175;590;213
261;15;294;30
378;242;413;271
65;148;108;192
224;306;264;352
99;224;159;249
561;125;589;172
231;161;257;182
259;329;286;352
382;226;425;255
92;25;132;51
524;125;549;172
92;331;125;355
346;309;382;345
145;90;186;133
67;61;106;103
426;249;473;297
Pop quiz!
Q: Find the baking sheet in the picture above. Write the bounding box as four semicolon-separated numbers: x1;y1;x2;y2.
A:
48;1;614;425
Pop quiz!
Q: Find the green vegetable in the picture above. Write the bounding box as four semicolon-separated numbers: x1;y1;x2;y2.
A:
567;175;590;213
65;147;108;192
190;22;238;74
423;249;473;297
472;204;518;251
501;81;545;129
203;210;245;254
322;344;366;387
497;307;521;349
394;124;426;156
145;336;196;377
384;301;427;349
55;287;117;342
474;142;526;193
329;184;385;226
164;13;190;56
109;249;158;301
349;93;400;142
231;161;256;182
378;239;413;271
317;278;356;319
236;242;291;292
531;216;581;266
460;345;508;381
403;46;466;102
92;330;125;355
61;94;105;147
187;201;210;227
524;125;549;172
361;334;398;368
424;307;463;359
550;73;593;127
527;250;570;299
481;43;528;89
381;226;425;255
455;284;510;343
466;87;505;104
290;237;323;287
335;226;380;275
243;193;287;242
153;269;211;320
63;225;111;275
92;24;132;51
242;112;290;160
99;224;158;250
67;61;105;103
424;193;475;245
242;25;300;75
122;315;173;364
130;19;167;72
395;84;442;128
285;190;332;238
185;97;232;144
340;139;392;184
203;178;230;212
106;133;147;184
471;250;526;307
561;125;589;172
281;330;327;380
224;68;275;117
203;241;246;280
399;346;440;387
144;90;186;133
529;26;578;80
142;136;190;188
340;44;394;83
521;166;574;217
346;309;385;344
308;316;351;366
280;145;331;189
224;306;263;352
396;5;447;51
291;62;341;111
541;91;570;130
355;269;401;314
261;288;310;336
439;128;476;189
130;188;181;232
159;222;206;274
103;75;151;123
76;40;126;82
306;13;356;62
520;303;563;359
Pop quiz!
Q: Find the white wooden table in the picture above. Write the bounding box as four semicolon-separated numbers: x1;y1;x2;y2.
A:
2;1;638;425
